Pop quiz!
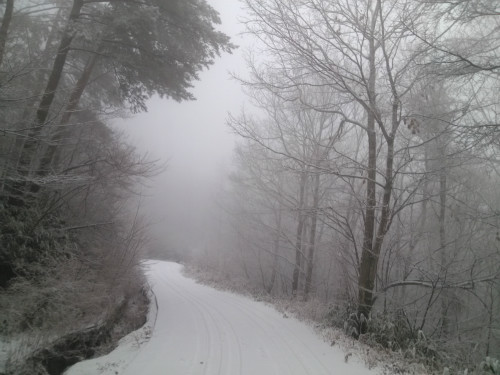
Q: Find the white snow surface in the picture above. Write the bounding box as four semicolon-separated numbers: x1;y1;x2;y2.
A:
66;260;378;374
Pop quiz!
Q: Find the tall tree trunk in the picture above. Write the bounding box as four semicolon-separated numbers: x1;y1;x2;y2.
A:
304;170;320;299
267;204;282;294
5;6;65;177
17;0;84;178
0;0;15;192
38;52;99;174
34;0;83;128
439;152;449;335
357;8;379;318
356;0;403;321
0;0;14;68
292;169;307;296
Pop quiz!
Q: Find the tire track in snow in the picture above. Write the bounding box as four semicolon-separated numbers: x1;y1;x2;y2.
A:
191;279;302;374
210;291;317;375
160;268;247;375
156;270;216;374
159;272;225;375
206;297;283;375
164;268;285;375
224;295;332;374
183;289;244;375
158;263;336;375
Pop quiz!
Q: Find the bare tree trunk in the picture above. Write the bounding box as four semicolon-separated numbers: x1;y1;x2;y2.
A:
39;51;99;174
486;284;495;356
439;154;449;335
17;0;84;177
292;169;307;296
304;170;320;299
357;10;379;317
0;0;14;68
267;204;282;294
34;0;83;128
358;0;402;320
5;6;65;177
0;0;15;192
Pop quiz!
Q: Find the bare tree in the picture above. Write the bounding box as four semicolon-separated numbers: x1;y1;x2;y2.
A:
241;0;433;318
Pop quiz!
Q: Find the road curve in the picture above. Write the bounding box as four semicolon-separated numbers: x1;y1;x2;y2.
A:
120;260;374;375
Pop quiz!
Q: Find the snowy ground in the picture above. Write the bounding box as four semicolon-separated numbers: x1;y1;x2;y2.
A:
66;260;379;375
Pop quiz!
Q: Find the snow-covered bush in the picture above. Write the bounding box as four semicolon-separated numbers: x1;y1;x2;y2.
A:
1;256;149;373
325;300;358;330
0;204;72;287
362;312;414;351
477;357;500;375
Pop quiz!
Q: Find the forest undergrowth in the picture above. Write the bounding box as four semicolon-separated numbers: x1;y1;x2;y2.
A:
0;207;150;375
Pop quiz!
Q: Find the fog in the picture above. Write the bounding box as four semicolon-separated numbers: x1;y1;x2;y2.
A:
1;0;498;371
115;1;247;259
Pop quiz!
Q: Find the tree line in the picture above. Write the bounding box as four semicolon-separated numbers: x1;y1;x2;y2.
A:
195;0;500;370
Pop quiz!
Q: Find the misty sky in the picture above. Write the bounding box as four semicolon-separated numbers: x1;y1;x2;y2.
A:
114;1;248;255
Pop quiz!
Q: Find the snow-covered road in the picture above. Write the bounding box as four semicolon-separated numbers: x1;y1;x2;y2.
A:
67;260;376;374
